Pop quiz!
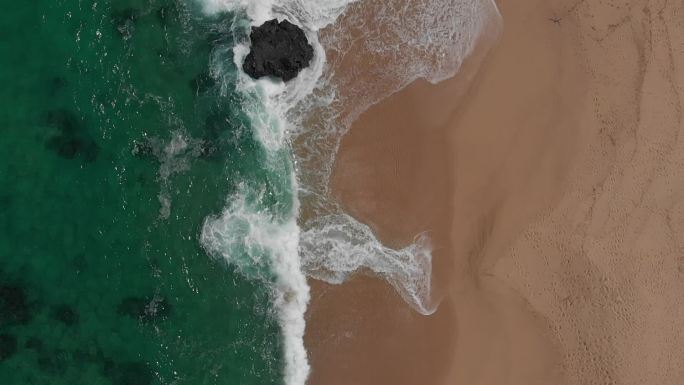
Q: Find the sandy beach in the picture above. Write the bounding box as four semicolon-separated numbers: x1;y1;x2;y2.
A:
304;0;684;384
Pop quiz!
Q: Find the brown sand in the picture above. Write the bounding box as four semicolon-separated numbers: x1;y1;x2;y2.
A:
304;0;684;384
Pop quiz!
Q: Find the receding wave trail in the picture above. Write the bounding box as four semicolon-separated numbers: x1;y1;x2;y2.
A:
296;0;501;317
198;0;501;384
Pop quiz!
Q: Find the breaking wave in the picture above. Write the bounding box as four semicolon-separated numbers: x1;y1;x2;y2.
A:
197;0;501;384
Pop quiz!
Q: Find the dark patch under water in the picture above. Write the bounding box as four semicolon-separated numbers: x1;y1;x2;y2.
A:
25;337;44;350
49;77;68;96
0;334;17;362
43;108;99;162
51;304;79;326
0;284;32;326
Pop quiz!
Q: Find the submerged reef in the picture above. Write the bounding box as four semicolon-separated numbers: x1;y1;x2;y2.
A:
242;19;314;82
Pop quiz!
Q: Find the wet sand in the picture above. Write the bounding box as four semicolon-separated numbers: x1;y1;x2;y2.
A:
305;0;684;384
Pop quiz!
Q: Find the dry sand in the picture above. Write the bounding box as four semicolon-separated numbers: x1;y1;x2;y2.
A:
304;0;684;384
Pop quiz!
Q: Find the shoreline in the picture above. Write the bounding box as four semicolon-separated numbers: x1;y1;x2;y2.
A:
305;0;581;384
305;0;684;384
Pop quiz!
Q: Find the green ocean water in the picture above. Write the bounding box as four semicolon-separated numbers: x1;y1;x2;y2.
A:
0;0;287;384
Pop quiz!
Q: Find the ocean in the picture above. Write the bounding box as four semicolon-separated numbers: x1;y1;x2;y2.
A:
0;0;500;384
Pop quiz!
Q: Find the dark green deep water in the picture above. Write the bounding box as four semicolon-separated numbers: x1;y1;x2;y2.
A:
0;0;285;384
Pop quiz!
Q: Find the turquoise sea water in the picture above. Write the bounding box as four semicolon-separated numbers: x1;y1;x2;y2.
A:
0;1;287;384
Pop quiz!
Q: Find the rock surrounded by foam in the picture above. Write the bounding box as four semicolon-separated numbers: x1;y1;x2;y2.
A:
243;19;314;82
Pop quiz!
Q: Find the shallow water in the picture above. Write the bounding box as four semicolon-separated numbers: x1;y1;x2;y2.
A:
0;1;285;384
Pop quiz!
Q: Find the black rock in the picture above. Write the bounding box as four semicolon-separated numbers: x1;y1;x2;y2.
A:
242;19;314;82
0;334;17;362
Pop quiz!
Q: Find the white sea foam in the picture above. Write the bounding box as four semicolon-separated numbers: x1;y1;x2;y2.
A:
200;182;310;385
198;0;501;384
202;42;314;384
300;214;436;314
201;0;357;28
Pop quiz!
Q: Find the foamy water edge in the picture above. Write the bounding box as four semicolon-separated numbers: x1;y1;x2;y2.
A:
198;1;502;385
